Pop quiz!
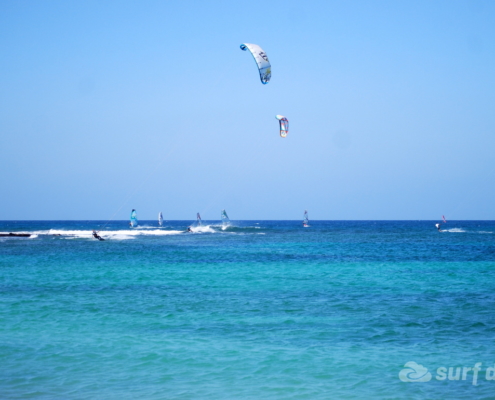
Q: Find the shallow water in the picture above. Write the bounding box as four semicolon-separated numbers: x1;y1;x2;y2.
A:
1;220;495;399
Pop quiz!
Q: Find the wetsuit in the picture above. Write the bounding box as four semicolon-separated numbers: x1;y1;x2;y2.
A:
93;232;103;240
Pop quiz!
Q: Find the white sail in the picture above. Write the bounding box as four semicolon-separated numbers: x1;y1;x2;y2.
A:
158;212;163;227
303;210;309;227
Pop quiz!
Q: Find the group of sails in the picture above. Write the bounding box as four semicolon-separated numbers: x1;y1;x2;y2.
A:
127;209;308;228
143;210;447;232
93;209;310;241
127;209;232;229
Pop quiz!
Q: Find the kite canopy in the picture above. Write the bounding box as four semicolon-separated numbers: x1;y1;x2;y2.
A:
240;43;271;84
275;115;289;138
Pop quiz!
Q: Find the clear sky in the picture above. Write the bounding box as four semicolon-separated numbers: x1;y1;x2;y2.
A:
1;0;494;220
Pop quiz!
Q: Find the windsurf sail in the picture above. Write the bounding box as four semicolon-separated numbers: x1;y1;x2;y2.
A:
240;43;271;84
221;210;230;226
130;209;138;227
303;210;309;227
442;215;447;223
196;213;202;226
158;212;163;227
275;115;289;138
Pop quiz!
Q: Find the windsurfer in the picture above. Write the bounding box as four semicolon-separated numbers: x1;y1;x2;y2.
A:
435;224;441;232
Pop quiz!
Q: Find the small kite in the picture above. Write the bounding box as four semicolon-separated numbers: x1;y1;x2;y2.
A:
275;115;289;138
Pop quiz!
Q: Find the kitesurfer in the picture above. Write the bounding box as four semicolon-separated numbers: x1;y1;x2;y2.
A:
92;230;103;240
187;227;192;233
435;224;441;232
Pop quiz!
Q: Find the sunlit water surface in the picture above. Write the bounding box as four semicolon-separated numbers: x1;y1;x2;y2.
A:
1;220;495;399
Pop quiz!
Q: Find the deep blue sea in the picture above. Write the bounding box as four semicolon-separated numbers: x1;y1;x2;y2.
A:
1;220;495;399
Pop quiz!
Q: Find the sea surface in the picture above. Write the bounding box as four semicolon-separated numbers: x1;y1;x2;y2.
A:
1;220;495;399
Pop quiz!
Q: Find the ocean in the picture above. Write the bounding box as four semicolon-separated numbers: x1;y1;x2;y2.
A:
1;220;495;399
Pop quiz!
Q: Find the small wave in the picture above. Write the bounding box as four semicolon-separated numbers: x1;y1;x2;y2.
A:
206;223;231;231
189;225;215;234
107;234;135;240
443;228;465;233
133;225;163;229
45;229;184;239
210;223;261;231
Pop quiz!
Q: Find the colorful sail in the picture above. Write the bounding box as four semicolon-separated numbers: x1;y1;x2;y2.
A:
158;212;163;227
240;43;271;84
303;210;309;227
442;215;447;223
275;115;289;138
130;209;138;227
221;210;230;226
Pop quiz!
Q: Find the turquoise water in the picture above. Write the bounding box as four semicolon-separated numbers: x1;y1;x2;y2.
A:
1;220;495;399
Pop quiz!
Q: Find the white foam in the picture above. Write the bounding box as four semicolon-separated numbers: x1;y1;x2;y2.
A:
189;225;215;233
44;229;184;239
107;234;135;240
133;225;163;229
3;225;265;240
443;228;465;233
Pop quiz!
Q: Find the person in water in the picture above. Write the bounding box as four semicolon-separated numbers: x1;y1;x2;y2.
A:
92;230;103;240
435;223;441;232
187;227;192;233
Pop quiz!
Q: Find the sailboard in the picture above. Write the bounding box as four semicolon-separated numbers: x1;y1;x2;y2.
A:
303;210;309;227
158;212;163;227
130;209;138;228
221;210;230;227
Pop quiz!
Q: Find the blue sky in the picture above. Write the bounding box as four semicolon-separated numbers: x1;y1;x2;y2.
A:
1;0;494;220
